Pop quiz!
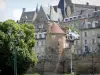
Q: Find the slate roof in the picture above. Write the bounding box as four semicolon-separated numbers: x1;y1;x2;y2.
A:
81;9;94;18
74;4;100;9
53;6;58;12
49;23;65;34
41;6;63;21
20;11;36;22
65;0;73;5
70;11;80;17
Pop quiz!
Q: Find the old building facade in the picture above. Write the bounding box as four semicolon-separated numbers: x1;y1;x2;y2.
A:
19;0;100;58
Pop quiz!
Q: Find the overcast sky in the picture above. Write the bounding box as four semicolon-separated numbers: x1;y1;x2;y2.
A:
0;0;100;22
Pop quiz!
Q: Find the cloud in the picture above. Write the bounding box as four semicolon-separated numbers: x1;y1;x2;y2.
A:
12;9;22;21
38;0;59;6
88;0;100;6
72;0;100;5
0;0;6;10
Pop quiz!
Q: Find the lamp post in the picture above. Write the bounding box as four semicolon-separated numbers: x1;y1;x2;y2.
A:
91;51;96;75
67;34;75;75
8;30;22;75
92;54;94;75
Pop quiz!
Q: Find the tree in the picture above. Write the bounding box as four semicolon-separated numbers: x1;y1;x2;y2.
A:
0;20;38;75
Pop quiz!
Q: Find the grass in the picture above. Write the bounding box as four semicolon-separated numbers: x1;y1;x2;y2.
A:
24;73;40;75
64;74;71;75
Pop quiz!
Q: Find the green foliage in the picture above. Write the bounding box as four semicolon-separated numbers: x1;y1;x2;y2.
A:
64;74;71;75
0;20;38;75
24;73;40;75
65;25;80;34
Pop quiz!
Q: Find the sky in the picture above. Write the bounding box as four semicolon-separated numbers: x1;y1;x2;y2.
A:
0;0;100;22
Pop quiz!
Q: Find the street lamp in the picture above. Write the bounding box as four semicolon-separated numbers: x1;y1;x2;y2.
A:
91;51;96;75
8;30;22;75
67;34;75;75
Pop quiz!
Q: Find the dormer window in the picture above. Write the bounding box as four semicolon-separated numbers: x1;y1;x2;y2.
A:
88;14;90;17
70;18;73;21
73;16;77;20
41;17;44;20
65;18;68;22
78;15;82;19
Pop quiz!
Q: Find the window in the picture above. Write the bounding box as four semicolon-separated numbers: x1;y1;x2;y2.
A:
42;33;44;38
84;32;87;36
35;35;37;39
37;34;39;38
39;34;42;38
70;18;72;21
52;35;56;38
78;15;82;19
65;19;68;22
92;39;95;44
45;34;46;38
73;17;77;20
41;17;43;20
85;46;89;53
85;40;87;44
39;41;41;46
37;41;38;45
58;42;59;46
76;40;78;45
41;41;44;45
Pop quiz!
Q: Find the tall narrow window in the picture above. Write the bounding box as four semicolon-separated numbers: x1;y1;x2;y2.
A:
37;41;38;46
85;46;89;53
92;39;95;44
76;40;78;45
85;40;87;44
41;40;44;45
39;34;42;38
35;35;37;39
84;32;87;36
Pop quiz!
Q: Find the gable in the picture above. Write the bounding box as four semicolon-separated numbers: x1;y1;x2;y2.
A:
35;6;49;22
20;11;36;23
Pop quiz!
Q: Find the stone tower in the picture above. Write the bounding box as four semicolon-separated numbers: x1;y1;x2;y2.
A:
44;22;66;73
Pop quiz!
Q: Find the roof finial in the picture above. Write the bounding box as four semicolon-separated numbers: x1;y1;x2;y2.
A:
36;3;38;13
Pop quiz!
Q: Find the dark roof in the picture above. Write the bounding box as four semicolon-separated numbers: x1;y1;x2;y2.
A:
74;4;100;9
53;6;58;12
80;20;100;30
65;0;73;5
20;11;35;22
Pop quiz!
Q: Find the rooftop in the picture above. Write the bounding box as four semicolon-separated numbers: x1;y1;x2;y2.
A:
49;23;65;34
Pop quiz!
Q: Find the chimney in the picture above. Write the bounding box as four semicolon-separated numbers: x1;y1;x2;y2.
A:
23;8;25;12
80;10;83;15
86;2;89;6
95;7;97;11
